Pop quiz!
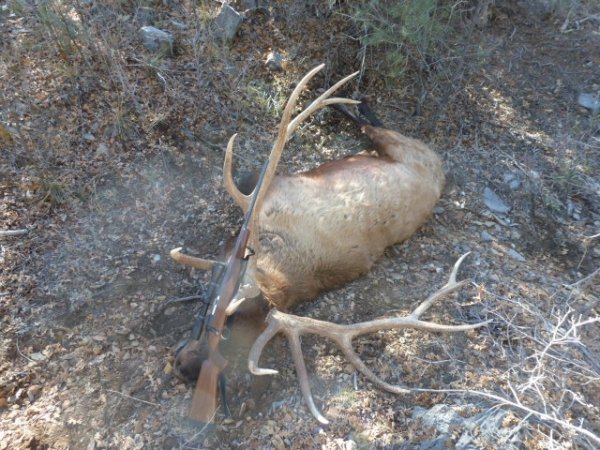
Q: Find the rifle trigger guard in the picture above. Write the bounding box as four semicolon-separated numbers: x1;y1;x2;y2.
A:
221;327;231;341
207;325;229;340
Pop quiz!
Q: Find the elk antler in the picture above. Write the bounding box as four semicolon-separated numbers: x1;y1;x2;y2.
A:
248;252;492;424
175;66;360;273
170;247;217;271
224;64;360;214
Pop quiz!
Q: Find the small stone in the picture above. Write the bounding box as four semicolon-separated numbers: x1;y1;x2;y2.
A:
507;248;525;262
265;51;284;71
170;20;187;30
481;231;493;242
139;26;174;56
27;385;42;401
433;206;445;214
29;352;46;361
213;5;242;43
503;172;521;190
83;133;96;142
96;143;109;156
342;440;357;450
483;187;510;214
578;93;600;115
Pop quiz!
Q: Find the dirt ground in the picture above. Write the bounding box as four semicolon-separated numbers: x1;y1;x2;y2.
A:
1;1;599;449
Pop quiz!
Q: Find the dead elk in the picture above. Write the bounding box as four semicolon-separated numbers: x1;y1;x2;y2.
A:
170;65;490;423
172;64;446;312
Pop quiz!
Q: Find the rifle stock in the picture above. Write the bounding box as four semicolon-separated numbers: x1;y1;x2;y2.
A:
187;162;268;423
189;349;228;423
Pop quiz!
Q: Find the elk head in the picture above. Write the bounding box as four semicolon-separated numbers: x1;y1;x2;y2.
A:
170;65;490;422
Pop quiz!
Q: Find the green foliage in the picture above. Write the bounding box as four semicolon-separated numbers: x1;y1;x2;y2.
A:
34;1;82;61
245;79;287;119
351;0;462;80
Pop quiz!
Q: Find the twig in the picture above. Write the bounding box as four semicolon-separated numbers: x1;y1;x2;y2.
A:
563;267;600;289
15;338;35;363
105;389;161;407
182;407;218;447
0;228;28;237
165;294;204;305
410;387;600;446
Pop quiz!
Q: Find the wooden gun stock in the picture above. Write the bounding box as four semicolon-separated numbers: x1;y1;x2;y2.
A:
189;349;228;423
187;161;268;423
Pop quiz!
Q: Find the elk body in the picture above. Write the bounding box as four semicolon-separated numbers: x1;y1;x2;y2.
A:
250;124;444;311
173;65;445;313
171;65;490;423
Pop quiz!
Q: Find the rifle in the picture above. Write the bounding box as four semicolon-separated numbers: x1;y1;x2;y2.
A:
189;162;268;423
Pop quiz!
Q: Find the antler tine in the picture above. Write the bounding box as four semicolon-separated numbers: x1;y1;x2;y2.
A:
222;133;251;212
222;67;360;215
409;252;471;319
248;253;492;423
252;64;327;216
286;70;361;138
170;247;217;271
287;330;330;424
248;313;282;376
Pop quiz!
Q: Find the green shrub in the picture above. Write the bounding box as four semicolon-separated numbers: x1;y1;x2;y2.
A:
351;0;465;81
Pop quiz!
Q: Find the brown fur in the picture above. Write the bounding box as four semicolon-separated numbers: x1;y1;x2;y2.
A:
251;125;445;311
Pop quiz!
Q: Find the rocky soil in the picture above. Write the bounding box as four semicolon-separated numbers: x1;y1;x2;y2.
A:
1;1;599;449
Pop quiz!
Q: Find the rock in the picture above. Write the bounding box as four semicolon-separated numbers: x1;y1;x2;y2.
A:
96;143;109;156
265;51;284;71
578;93;600;115
29;352;46;361
503;172;521;190
507;248;526;262
83;133;96;142
483;187;510;214
27;385;42;401
334;439;357;450
481;230;493;242
433;206;445;215
170;20;187;30
412;404;522;450
139;26;174;56
213;5;243;43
